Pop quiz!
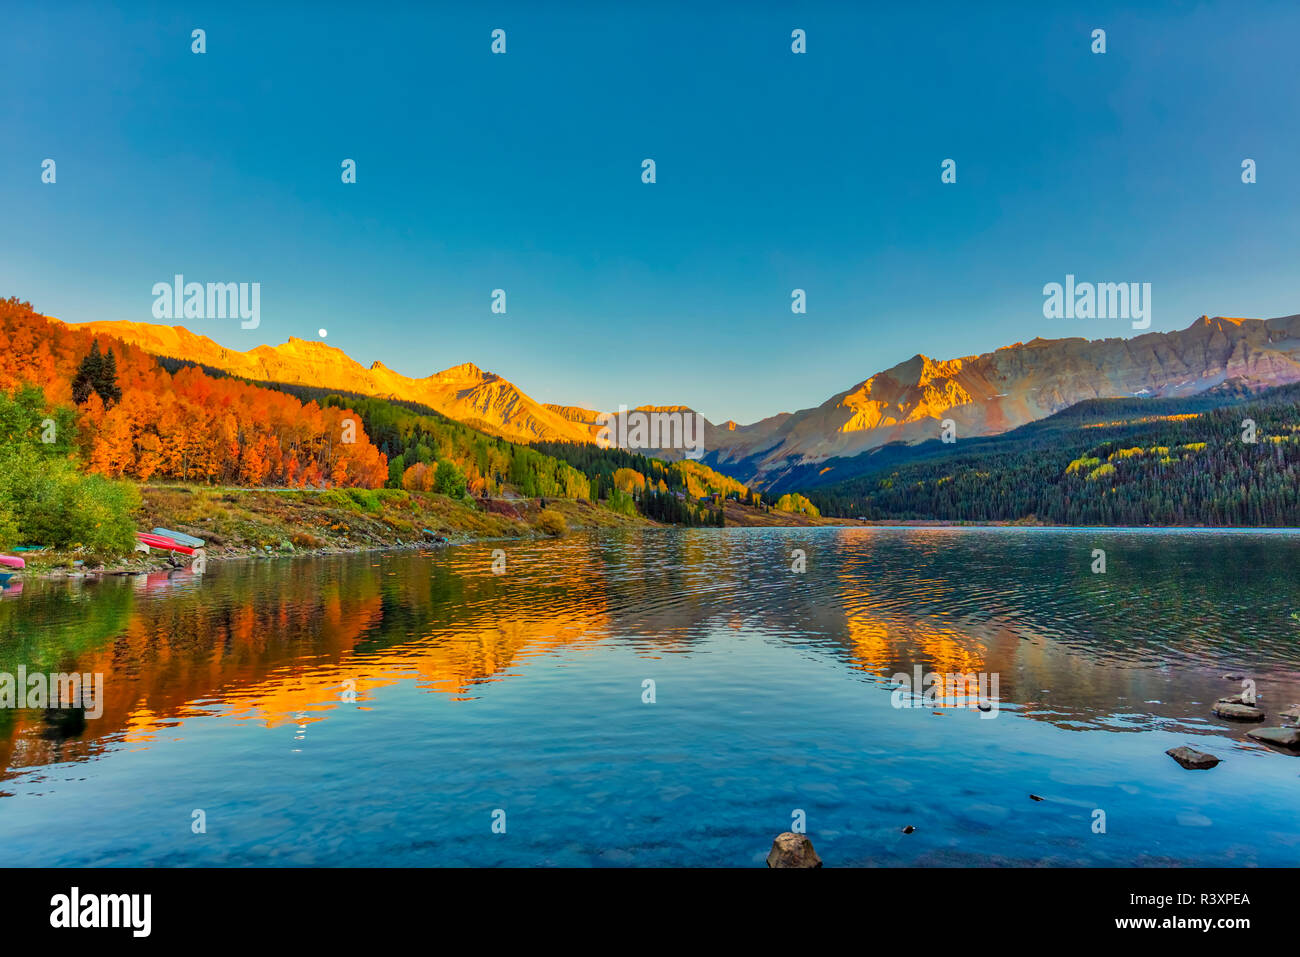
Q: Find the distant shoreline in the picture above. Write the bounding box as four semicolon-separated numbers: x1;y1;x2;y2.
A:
14;493;1300;584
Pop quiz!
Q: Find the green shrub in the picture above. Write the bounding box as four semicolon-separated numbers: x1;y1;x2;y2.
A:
56;471;140;550
1;388;140;551
0;443;138;551
433;460;467;499
0;498;18;547
535;508;567;536
346;488;382;512
605;489;637;516
317;489;357;511
773;493;820;517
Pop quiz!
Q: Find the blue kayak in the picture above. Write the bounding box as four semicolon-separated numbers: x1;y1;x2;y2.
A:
152;528;206;548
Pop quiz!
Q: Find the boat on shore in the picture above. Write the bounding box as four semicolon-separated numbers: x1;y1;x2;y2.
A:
134;532;200;556
0;554;26;570
151;528;206;548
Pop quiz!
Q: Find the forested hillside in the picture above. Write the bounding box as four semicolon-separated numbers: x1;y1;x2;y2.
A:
159;372;736;526
807;385;1300;525
0;297;740;534
155;356;737;526
1;298;387;488
530;441;752;526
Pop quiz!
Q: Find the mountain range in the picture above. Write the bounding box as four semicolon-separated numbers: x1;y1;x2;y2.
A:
66;313;1300;490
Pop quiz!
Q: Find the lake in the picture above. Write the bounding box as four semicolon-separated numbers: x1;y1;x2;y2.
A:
1;526;1298;867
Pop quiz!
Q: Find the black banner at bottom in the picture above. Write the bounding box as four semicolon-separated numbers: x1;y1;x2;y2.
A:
5;866;1271;943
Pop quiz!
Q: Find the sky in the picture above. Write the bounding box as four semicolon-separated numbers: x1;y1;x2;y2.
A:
2;1;1298;424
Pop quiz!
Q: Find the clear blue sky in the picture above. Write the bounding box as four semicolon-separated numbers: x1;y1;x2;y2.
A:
2;1;1297;423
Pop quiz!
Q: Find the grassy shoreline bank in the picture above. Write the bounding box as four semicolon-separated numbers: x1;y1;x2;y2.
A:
14;484;655;579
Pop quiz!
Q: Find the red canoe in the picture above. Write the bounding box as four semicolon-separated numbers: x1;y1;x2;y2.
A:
134;532;199;556
0;555;24;570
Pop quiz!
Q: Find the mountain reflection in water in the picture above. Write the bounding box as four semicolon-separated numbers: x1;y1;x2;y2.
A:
1;527;1297;867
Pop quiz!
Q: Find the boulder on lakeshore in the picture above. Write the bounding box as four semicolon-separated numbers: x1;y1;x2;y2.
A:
1246;727;1300;751
1166;746;1220;770
766;832;823;869
1212;702;1265;722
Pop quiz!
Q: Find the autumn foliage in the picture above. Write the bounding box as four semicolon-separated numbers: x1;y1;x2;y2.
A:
0;299;387;488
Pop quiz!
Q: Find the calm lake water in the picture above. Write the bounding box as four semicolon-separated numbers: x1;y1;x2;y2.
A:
1;527;1298;867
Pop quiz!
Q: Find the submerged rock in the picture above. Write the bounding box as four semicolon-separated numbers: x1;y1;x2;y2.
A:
1247;727;1300;751
1277;706;1300;724
766;832;823;868
1166;746;1220;770
1212;702;1265;722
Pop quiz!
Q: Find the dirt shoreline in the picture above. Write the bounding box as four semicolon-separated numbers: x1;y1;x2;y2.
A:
12;485;657;581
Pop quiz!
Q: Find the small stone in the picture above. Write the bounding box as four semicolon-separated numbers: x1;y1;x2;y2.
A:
1166;746;1220;770
1223;674;1245;680
1213;702;1265;721
902;825;915;834
1030;794;1044;802
1277;706;1300;723
1247;727;1300;751
766;832;823;868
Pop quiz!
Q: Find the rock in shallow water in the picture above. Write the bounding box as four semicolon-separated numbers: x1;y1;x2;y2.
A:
1246;727;1300;751
766;832;823;868
1166;746;1220;770
1212;702;1265;721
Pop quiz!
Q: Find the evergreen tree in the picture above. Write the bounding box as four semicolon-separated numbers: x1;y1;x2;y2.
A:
98;347;123;404
71;340;103;405
70;340;122;407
